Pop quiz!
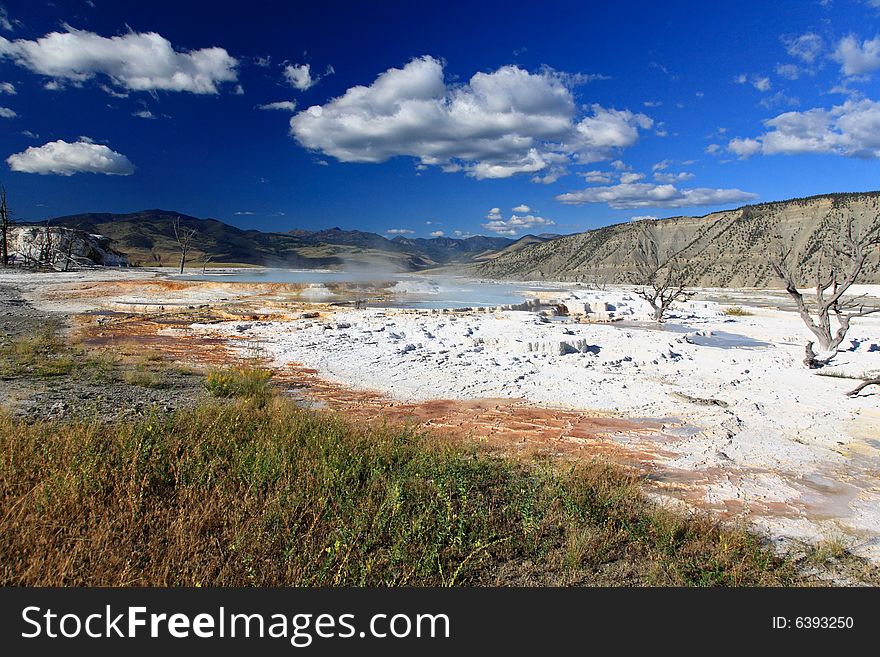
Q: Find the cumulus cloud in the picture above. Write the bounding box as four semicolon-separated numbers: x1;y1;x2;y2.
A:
783;32;823;63
512;204;531;213
258;100;297;111
727;99;880;158
629;215;658;222
0;28;238;94
583;170;614;183
132;109;154;119
555;182;757;209
619;172;644;183
284;64;315;90
0;106;15;118
653;170;694;183
0;81;14;94
832;34;880;76
385;228;415;235
6;138;134;175
284;63;333;91
289;56;652;179
429;230;445;237
482;211;556;236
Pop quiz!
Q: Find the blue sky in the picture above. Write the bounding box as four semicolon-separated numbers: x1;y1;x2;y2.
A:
1;0;880;238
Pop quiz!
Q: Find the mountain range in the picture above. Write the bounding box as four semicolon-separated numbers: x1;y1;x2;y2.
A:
37;210;552;270
29;192;880;286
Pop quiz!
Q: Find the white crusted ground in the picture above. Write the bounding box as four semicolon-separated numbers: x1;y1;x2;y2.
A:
189;286;880;560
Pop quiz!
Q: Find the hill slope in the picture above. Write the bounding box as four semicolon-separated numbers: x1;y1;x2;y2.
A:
474;192;880;286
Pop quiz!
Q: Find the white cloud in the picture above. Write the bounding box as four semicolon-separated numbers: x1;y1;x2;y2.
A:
653;171;694;183
727;137;762;157
132;109;154;119
284;64;315;90
7;138;135;175
530;167;566;184
832;34;880;76
629;215;658;222
0;7;11;32
775;63;802;80
0;28;238;94
289;56;651;179
583;170;613;183
555;182;757;209
258;100;297;111
728;98;880;158
783;32;823;63
234;211;255;215
429;230;445;237
610;159;630;170
284;63;332;91
619;171;644;183
652;159;671;171
482;212;555;236
385;228;415;235
704;143;721;154
486;207;502;220
759;91;800;110
0;106;15;118
734;73;771;91
752;76;772;92
0;81;14;94
512;204;531;213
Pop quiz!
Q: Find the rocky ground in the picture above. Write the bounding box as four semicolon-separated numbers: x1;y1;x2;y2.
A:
0;281;208;423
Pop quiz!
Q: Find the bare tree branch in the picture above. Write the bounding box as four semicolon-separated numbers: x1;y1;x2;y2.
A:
769;215;880;367
628;224;695;322
171;215;197;275
847;378;880;397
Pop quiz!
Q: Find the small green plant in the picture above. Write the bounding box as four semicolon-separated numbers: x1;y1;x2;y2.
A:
204;365;272;400
723;306;753;317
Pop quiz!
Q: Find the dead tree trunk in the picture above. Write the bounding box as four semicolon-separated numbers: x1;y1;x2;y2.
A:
172;216;197;275
847;378;880;397
628;225;694;323
0;186;9;267
770;216;880;366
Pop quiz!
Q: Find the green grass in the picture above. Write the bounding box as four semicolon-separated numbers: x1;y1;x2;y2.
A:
0;397;807;587
204;365;272;401
723;306;754;317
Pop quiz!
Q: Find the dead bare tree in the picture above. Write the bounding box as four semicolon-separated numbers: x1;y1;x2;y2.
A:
769;216;880;368
628;228;695;322
0;185;10;267
847;378;880;397
171;215;197;274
